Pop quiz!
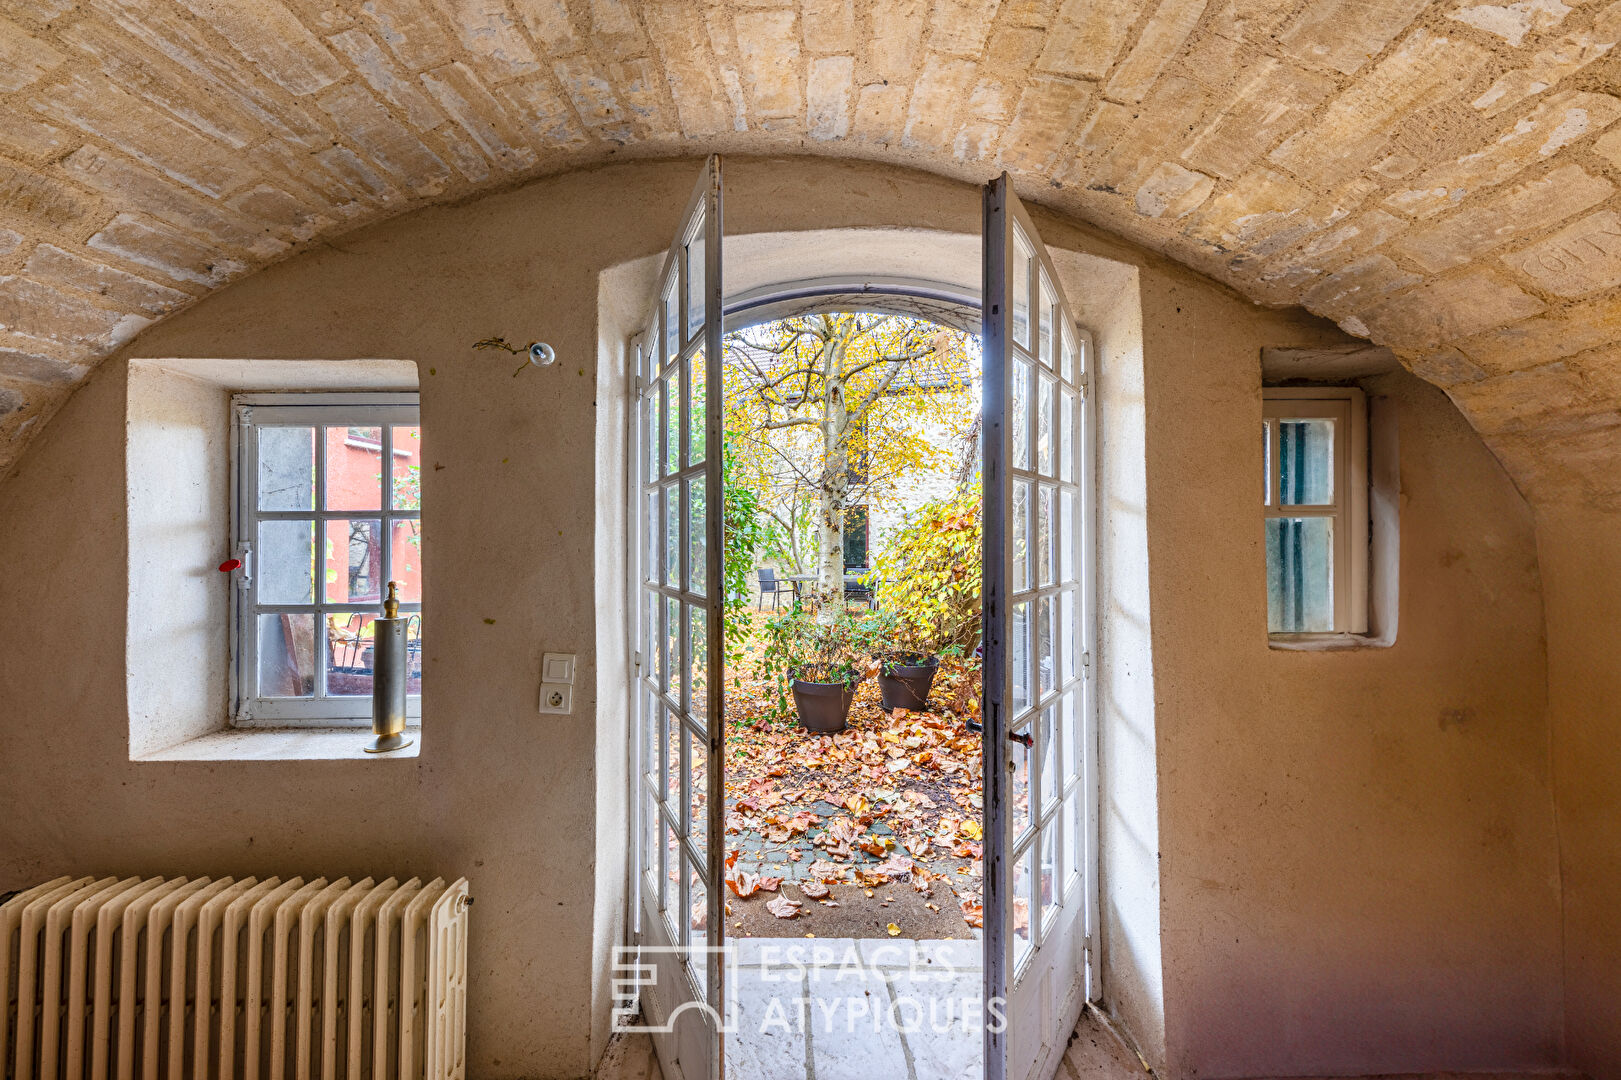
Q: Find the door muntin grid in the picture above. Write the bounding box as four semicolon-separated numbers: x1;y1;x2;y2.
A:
633;159;724;1030
1003;224;1090;983
641;259;710;974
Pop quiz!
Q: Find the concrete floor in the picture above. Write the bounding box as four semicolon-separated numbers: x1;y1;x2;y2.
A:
595;1030;664;1080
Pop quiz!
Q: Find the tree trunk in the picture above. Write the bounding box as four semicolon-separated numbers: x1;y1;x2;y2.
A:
816;331;849;609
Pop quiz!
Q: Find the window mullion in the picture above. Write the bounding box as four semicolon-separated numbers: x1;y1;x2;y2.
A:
1335;405;1352;632
381;424;394;595
314;426;329;702
313;425;326;523
1268;418;1280;508
237;410;254;712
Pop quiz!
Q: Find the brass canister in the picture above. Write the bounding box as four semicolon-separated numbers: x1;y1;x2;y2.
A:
365;581;413;753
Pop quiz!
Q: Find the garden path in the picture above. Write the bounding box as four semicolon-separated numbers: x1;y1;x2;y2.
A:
721;613;985;940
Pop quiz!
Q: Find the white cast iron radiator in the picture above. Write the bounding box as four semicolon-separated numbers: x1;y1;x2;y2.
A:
0;875;469;1080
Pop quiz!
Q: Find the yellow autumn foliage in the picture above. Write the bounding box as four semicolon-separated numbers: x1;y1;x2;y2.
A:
723;312;976;589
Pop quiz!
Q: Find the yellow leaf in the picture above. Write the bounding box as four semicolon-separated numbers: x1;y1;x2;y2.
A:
886;923;901;936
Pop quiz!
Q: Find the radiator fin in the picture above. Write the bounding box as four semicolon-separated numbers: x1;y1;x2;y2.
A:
1;875;468;1080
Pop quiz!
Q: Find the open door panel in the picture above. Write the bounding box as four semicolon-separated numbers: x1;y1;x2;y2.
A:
982;172;1098;1080
632;155;726;1080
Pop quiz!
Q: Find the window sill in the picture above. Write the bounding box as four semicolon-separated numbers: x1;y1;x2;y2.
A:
135;726;422;762
1268;632;1393;652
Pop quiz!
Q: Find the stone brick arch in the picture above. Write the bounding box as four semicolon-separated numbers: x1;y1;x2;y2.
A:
3;0;1621;498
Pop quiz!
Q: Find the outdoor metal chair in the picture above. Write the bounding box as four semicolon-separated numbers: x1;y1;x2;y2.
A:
756;566;797;610
844;567;875;609
328;612;370;673
406;613;423;676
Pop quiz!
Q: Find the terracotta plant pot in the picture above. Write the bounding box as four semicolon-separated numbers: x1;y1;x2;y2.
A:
792;676;856;733
878;656;939;712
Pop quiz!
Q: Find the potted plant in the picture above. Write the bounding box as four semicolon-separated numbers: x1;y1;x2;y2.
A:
760;603;875;733
879;651;940;712
869;609;954;711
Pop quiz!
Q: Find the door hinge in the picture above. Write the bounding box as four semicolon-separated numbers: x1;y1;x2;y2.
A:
235;540;253;591
633;374;645;399
633;650;643;670
1079;369;1092;395
1081;649;1091;670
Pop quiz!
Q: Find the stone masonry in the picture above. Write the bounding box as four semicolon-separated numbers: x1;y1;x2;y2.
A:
2;0;1621;500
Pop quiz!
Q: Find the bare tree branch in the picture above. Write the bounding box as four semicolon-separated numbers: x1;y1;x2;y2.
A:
760;416;823;431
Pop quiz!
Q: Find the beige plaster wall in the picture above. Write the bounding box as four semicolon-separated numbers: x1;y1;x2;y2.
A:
0;156;1565;1078
1538;503;1621;1080
1150;346;1563;1072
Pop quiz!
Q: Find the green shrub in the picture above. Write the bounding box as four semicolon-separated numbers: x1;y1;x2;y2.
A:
868;489;982;656
757;602;881;721
722;442;766;670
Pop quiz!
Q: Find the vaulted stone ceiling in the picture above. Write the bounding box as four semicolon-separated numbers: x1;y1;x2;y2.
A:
2;0;1619;499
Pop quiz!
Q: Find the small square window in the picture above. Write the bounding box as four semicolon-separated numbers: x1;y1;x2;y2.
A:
1263;388;1368;637
232;394;422;724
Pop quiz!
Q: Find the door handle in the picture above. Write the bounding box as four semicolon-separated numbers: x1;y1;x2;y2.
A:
964;717;1030;748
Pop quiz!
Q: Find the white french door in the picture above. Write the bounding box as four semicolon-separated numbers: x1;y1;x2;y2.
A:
982;173;1099;1080
631;156;726;1080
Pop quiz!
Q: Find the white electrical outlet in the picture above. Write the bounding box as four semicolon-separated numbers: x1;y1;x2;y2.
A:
538;683;573;714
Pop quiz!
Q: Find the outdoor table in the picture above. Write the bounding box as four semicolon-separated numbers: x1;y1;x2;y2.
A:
784;573;876;602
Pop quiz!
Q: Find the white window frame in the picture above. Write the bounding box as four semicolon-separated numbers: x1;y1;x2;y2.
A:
1263;386;1368;637
230;391;422;726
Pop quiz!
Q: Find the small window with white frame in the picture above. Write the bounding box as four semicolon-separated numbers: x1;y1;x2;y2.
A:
1263;387;1368;637
231;393;422;724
